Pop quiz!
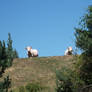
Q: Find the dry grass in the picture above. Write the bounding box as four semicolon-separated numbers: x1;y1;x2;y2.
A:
1;55;74;92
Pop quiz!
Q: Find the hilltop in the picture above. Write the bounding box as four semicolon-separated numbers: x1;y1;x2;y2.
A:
1;55;75;92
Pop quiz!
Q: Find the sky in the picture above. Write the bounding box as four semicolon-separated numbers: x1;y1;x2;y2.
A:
0;0;92;58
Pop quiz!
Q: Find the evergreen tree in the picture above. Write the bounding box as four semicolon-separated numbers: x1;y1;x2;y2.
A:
75;5;92;55
2;40;7;60
75;5;92;84
7;33;19;66
7;33;13;66
0;41;7;74
7;33;13;52
0;33;17;92
13;49;19;58
0;33;19;76
0;41;2;59
0;41;3;69
0;76;11;92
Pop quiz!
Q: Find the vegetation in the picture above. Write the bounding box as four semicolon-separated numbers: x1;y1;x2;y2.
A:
75;5;92;56
56;66;85;92
1;56;73;92
0;76;11;92
12;83;45;92
0;33;19;76
1;5;92;92
0;33;18;92
75;5;92;85
7;33;19;67
56;5;92;92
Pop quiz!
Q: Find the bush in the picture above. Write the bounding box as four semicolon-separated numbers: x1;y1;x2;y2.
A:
25;83;43;92
0;33;19;76
12;83;45;92
56;67;73;92
75;54;92;84
56;67;85;92
74;5;92;90
0;76;11;92
19;86;25;92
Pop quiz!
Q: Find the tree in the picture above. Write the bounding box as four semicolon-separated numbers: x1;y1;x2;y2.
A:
0;33;18;92
0;33;19;76
75;5;92;84
0;41;2;59
0;41;7;74
0;76;11;92
75;5;92;56
7;33;13;53
7;33;19;66
7;33;19;58
13;49;19;58
7;33;13;66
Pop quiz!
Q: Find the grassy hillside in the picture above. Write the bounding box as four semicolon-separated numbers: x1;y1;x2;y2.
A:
1;55;75;92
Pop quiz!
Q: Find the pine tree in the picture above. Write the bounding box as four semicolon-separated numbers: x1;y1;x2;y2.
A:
7;33;19;66
75;5;92;56
0;76;11;92
7;33;19;61
7;33;13;52
7;33;13;65
1;41;7;73
0;33;17;91
75;5;92;84
0;33;19;76
0;41;3;69
13;49;19;58
0;41;2;59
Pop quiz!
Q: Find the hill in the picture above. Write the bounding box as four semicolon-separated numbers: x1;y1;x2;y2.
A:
1;56;75;92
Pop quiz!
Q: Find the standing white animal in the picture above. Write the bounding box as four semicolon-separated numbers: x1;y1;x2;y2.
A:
64;46;73;55
25;46;38;57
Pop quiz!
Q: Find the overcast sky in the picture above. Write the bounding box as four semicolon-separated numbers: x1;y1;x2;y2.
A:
0;0;92;58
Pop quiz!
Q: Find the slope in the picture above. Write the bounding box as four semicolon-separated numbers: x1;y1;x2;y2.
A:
2;56;75;92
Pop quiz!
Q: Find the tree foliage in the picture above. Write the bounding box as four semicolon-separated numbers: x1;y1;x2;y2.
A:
75;5;92;55
0;76;11;92
56;6;92;92
56;67;85;92
12;83;45;92
0;33;19;76
75;5;92;85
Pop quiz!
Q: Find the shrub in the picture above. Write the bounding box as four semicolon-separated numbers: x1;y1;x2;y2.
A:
56;67;85;92
25;83;43;92
12;83;45;92
0;76;11;92
19;86;25;92
75;54;92;84
0;33;19;76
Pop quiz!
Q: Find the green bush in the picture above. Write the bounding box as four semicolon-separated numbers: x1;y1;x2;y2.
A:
0;33;19;76
75;54;92;85
56;68;73;92
74;5;92;90
12;83;45;92
56;67;85;92
0;76;11;92
25;83;43;92
19;86;25;92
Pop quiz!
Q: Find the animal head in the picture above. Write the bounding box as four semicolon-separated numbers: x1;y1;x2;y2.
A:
25;46;32;51
68;46;73;52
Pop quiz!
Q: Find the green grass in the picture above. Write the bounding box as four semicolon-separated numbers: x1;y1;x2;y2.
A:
1;55;75;92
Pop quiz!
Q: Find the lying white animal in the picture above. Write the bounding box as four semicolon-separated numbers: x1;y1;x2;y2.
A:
25;46;38;57
64;46;73;55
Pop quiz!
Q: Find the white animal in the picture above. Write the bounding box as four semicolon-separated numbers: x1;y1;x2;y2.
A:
64;46;73;55
25;46;38;57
